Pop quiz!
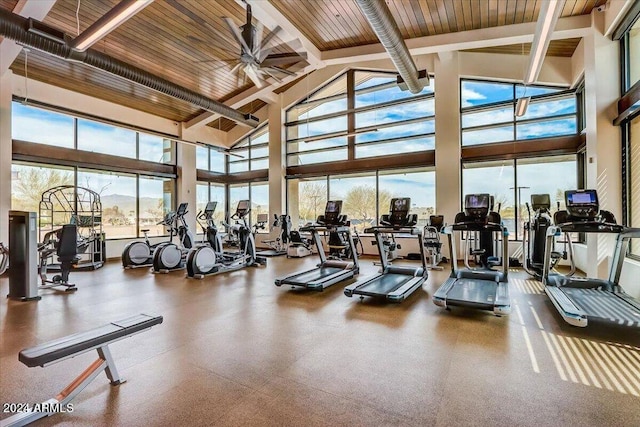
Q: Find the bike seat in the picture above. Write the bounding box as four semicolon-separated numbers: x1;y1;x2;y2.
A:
141;229;150;233
471;249;485;255
550;251;562;259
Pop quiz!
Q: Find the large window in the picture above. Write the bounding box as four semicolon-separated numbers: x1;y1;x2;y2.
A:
228;124;269;173
11;101;176;164
197;182;226;225
461;80;577;146
138;176;174;236
11;163;74;212
12;161;175;240
625;16;640;91
78;169;138;238
229;184;249;220
289;168;436;232
286;70;435;167
196;145;226;173
329;173;377;233
250;182;269;230
12;103;74;148
378;168;435;227
462;155;577;240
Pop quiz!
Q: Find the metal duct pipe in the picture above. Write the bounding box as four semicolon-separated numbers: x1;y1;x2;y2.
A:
0;9;258;128
355;0;423;94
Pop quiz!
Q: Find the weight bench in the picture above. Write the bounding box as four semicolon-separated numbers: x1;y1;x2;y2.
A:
1;313;163;427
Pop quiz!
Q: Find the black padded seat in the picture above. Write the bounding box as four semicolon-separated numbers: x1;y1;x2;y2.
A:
19;314;163;367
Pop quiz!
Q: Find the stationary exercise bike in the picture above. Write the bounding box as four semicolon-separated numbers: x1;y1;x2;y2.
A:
152;203;195;273
121;210;177;268
522;194;575;279
186;200;267;279
38;224;80;292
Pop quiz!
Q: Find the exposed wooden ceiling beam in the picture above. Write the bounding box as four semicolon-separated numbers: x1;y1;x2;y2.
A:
0;0;56;75
321;14;592;65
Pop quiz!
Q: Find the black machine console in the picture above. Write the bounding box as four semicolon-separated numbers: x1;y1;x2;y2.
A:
565;189;599;219
176;202;188;216
464;194;490;219
554;189;620;232
317;201;347;226
531;194;551;212
380;198;417;228
235;200;250;218
204;201;217;217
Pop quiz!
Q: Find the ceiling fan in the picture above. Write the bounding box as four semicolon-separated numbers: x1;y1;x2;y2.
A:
216;3;307;88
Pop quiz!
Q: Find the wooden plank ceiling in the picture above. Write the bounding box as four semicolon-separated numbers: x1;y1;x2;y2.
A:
270;0;605;53
464;38;583;57
5;0;298;125
2;0;605;132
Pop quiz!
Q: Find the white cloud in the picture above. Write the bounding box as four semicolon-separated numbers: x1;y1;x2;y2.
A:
461;87;487;107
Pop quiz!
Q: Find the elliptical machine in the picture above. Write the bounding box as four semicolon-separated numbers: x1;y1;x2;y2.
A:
186;200;266;279
523;194;575;279
152;203;194;273
122;210;176;268
196;201;223;253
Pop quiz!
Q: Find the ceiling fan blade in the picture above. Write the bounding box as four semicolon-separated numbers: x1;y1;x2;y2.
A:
230;62;242;75
244;65;264;88
259;26;282;52
260;53;306;67
266;66;296;76
253;22;264;57
258;67;282;83
223;17;252;54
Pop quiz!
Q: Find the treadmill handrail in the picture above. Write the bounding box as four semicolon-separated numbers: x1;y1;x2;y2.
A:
300;224;351;233
448;222;505;232
364;226;421;235
554;221;624;234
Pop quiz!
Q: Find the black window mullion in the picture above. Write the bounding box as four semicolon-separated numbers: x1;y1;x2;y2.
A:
347;70;355;160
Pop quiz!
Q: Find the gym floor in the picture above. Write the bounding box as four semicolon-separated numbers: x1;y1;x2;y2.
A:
1;257;639;427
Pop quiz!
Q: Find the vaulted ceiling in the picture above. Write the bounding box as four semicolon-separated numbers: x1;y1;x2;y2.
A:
1;0;606;132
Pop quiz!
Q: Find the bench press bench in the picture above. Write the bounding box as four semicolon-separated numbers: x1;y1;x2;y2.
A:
1;313;163;427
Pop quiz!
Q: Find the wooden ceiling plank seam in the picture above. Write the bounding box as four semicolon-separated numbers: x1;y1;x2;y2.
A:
488;0;499;28
434;0;451;34
471;0;488;30
337;0;374;45
271;0;325;50
444;0;463;32
463;0;474;31
505;0;517;26
423;0;443;34
409;0;430;36
386;1;412;39
300;0;342;50
451;0;467;31
479;0;489;29
523;0;536;23
497;0;507;26
397;0;421;39
320;0;360;49
417;0;437;35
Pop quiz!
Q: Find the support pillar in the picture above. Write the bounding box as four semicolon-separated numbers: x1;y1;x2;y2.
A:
582;20;622;278
434;52;461;258
176;143;197;231
268;96;286;240
0;70;13;244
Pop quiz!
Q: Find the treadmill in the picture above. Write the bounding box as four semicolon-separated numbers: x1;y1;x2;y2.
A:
344;197;428;302
542;189;640;328
433;194;510;315
275;201;359;291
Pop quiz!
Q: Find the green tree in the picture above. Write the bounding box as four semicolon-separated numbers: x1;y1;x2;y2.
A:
344;185;392;231
11;168;73;213
299;182;327;224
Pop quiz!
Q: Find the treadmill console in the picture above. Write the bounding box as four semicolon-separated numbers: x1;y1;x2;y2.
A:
176;202;188;217
531;194;551;212
236;200;250;218
565;190;598;219
389;198;410;225
256;213;269;223
464;194;490;219
317;200;346;226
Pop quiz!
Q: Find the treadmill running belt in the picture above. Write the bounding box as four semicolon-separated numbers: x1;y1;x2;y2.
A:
446;279;498;305
357;274;412;295
287;266;344;284
562;288;640;327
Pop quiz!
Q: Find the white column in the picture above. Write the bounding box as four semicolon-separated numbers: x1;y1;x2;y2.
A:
582;22;622;278
434;52;461;257
0;70;12;244
176;143;197;232
268;99;286;240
